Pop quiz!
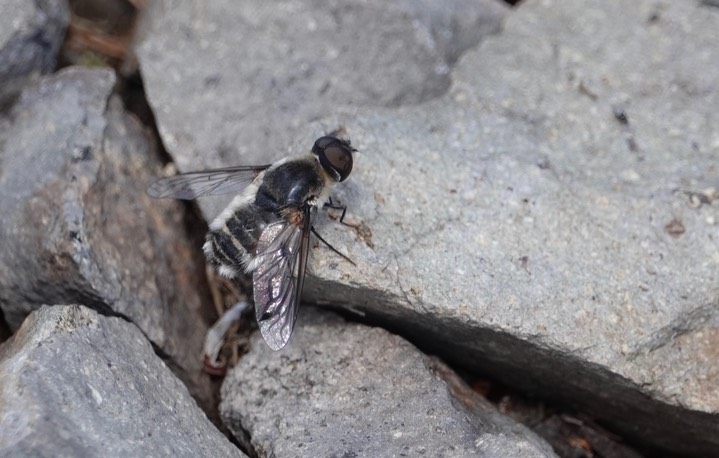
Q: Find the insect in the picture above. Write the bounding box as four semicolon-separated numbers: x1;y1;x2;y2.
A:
147;135;356;351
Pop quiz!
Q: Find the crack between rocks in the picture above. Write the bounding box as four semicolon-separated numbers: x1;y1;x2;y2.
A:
377;305;716;455
114;69;251;457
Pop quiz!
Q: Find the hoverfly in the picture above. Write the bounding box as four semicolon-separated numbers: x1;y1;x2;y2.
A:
147;135;356;351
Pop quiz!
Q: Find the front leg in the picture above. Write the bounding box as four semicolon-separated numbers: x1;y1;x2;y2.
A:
324;197;351;226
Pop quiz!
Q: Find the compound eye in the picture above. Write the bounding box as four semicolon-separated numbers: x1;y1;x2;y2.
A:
323;145;353;181
312;136;335;155
313;136;354;182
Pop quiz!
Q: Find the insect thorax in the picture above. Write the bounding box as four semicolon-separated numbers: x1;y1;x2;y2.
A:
255;159;325;212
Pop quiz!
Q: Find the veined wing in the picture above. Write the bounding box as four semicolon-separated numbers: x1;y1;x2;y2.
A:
147;165;270;200
252;208;311;351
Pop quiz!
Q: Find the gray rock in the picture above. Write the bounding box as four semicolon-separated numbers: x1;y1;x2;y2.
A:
221;307;556;458
135;0;508;220
0;305;244;458
136;0;719;455
0;0;69;106
0;67;215;410
303;0;719;455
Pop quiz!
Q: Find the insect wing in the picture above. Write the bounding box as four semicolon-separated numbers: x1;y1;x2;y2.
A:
252;209;311;350
147;165;270;200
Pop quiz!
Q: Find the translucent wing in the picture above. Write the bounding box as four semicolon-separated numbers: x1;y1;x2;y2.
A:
147;165;270;200
252;208;311;351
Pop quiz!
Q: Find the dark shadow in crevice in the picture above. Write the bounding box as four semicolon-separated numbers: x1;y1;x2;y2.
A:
115;68;255;456
0;308;12;344
305;284;709;457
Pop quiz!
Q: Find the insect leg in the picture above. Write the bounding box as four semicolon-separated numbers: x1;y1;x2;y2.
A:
206;265;226;318
311;226;356;266
203;299;249;374
324;197;349;225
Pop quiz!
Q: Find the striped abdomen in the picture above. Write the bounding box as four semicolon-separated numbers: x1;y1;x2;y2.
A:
203;202;273;278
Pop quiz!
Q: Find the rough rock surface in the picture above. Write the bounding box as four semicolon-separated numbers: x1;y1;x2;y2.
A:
0;67;215;408
0;0;69;105
136;0;508;220
305;1;719;454
0;305;244;457
221;308;557;458
136;0;718;455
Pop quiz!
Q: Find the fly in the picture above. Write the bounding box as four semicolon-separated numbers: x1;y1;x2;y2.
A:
147;135;356;352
